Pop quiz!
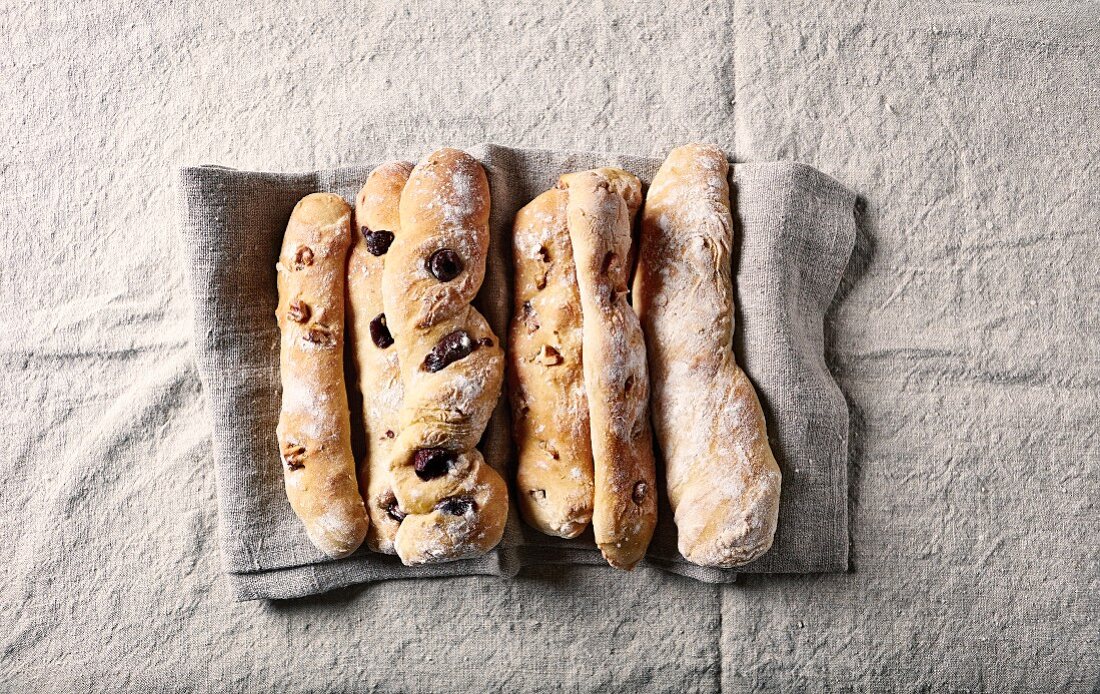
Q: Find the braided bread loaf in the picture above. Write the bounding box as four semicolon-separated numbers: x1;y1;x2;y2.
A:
380;148;509;565
275;193;369;558
348;161;414;554
634;144;782;567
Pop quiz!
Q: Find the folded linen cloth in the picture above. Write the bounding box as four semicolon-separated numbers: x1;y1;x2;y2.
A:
178;144;856;601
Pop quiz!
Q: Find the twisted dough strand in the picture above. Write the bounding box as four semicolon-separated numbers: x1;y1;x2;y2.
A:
381;148;508;565
348;161;414;554
560;168;657;570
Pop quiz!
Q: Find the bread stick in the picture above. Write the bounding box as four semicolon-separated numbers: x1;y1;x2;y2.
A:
634;144;782;567
508;187;594;538
348;161;414;554
275;193;369;558
559;168;657;570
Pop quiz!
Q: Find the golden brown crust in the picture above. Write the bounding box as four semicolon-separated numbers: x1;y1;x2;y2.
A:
348;161;414;554
380;148;509;565
633;144;782;568
560;168;657;570
275;193;369;558
508;188;594;539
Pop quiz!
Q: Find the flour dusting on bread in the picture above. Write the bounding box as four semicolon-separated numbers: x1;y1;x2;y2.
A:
380;149;509;566
349;161;413;554
634;144;782;568
275;192;369;559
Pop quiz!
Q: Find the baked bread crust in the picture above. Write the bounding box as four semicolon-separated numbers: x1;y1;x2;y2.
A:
348;161;414;554
634;144;782;567
559;168;657;570
275;193;369;558
508;187;594;538
381;148;509;565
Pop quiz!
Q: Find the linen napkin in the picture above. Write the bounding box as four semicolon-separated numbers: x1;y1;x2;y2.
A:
178;144;856;601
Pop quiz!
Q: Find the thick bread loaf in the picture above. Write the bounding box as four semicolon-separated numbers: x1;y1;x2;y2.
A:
348;161;414;554
381;148;509;565
559;168;657;570
634;144;782;567
275;193;369;558
508;186;594;538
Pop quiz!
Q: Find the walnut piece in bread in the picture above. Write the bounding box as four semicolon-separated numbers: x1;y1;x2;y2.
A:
348;161;414;554
634;144;782;567
508;186;594;538
381;148;509;565
276;193;369;558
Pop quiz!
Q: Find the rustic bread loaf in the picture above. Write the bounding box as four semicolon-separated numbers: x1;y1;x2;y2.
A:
348;161;414;554
275;193;369;558
509;168;657;569
634;144;782;567
381;148;509;565
508;186;594;538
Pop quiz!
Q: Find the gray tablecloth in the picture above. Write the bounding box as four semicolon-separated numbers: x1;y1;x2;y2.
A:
2;0;1097;691
180;147;854;600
